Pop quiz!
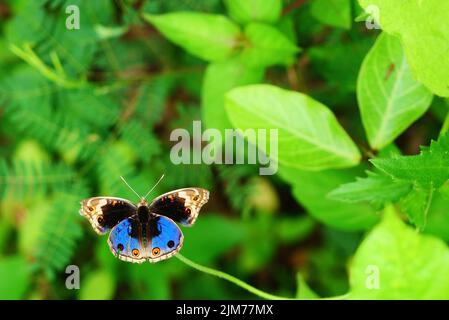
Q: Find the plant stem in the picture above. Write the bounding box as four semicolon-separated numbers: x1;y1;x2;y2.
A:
175;254;292;300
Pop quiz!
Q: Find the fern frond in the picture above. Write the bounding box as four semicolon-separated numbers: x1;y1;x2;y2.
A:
120;120;161;164
5;106;101;161
60;87;121;131
133;77;175;126
33;181;88;280
0;160;74;200
95;142;137;196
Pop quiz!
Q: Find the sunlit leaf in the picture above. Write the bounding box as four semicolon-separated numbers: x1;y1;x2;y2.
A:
358;33;433;149
143;12;241;61
359;0;449;97
349;207;449;299
224;0;282;24
225;84;361;170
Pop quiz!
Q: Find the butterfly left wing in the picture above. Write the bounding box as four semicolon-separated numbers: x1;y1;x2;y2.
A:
107;213;183;263
80;197;137;235
148;188;209;226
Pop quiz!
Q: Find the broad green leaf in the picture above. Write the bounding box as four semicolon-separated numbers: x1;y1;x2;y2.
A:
296;274;319;299
225;84;361;170
358;0;449;97
202;58;264;134
241;23;299;67
279;166;380;231
349;207;449;299
358;33;433;149
310;0;351;29
371;133;449;188
0;256;30;299
399;186;434;230
224;0;282;24
143;12;241;62
328;171;412;205
425;185;449;242
79;270;116;300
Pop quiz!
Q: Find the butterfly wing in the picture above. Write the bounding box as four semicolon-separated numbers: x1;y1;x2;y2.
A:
148;188;209;226
80;197;137;235
147;214;184;262
107;213;183;263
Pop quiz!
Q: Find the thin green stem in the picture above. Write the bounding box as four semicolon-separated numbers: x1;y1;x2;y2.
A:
9;43;86;88
176;254;292;300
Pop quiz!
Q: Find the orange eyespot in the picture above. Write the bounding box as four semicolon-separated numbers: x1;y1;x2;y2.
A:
88;205;95;212
193;195;199;201
97;216;104;223
132;249;140;257
152;247;161;256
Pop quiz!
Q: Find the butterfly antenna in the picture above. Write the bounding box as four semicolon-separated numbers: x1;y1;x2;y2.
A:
120;176;142;200
143;174;165;200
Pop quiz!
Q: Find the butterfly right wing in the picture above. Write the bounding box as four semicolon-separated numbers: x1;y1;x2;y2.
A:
79;197;137;235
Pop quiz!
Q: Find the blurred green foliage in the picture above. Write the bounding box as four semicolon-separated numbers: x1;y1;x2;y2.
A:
0;0;449;300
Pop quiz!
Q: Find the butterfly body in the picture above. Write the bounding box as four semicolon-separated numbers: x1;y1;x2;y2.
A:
80;188;209;263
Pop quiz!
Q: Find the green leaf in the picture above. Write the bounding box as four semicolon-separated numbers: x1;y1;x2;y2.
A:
225;84;361;170
224;0;282;24
241;23;299;67
0;256;30;299
358;0;449;97
279;166;380;231
358;33;433;149
143;12;241;61
202;58;264;134
328;171;412;205
399;186;434;230
296;273;319;299
425;185;449;242
310;0;352;29
79;270;116;300
349;206;449;299
371;133;449;189
34;183;87;279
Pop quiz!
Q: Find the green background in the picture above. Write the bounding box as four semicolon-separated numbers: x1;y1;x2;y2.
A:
1;0;449;300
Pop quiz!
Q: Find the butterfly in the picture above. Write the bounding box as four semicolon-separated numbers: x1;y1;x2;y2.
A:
79;176;209;263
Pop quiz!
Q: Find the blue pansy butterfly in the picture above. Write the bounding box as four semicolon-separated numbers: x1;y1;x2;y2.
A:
80;176;209;263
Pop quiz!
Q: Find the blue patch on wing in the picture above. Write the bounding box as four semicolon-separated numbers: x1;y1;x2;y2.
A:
151;216;182;254
108;217;141;258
